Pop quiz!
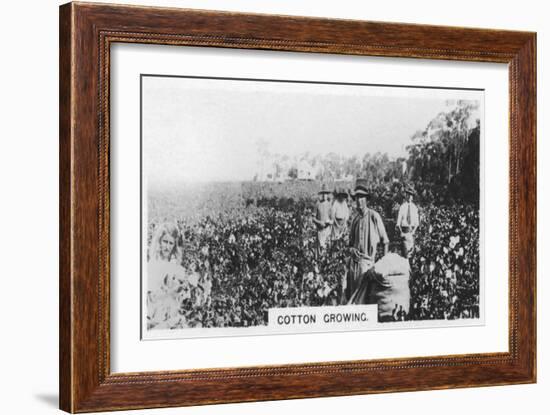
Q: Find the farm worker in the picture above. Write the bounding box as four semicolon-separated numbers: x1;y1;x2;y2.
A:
396;184;419;258
346;179;389;302
331;187;350;239
313;183;333;256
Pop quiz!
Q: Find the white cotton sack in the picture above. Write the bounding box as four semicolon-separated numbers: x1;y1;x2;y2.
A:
373;252;410;277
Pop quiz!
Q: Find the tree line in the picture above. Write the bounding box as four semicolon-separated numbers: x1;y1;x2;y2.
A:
256;100;480;204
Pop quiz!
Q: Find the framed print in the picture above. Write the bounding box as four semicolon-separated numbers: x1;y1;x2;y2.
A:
139;75;486;341
59;2;536;413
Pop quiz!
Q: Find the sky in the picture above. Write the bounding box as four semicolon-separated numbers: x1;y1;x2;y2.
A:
142;76;482;184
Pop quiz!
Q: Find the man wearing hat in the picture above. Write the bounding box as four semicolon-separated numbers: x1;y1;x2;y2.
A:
331;187;350;239
396;184;419;258
346;179;389;302
312;183;333;256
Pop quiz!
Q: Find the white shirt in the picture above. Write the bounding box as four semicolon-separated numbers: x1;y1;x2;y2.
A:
331;200;350;222
397;201;419;228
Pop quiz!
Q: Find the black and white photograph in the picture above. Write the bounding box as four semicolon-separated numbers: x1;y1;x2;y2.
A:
2;0;545;413
141;75;484;339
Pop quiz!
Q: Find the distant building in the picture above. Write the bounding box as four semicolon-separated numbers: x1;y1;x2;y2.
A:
297;159;318;180
259;164;277;181
255;161;291;182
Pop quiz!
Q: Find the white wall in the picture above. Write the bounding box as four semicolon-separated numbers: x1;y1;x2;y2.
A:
0;0;546;414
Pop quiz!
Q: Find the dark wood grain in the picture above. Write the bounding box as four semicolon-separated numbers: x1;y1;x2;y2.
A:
59;2;536;412
59;3;73;412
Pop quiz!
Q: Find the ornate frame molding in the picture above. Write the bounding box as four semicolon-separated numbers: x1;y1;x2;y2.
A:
60;2;536;412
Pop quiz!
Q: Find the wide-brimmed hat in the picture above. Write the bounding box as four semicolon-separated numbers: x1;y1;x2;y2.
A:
334;187;349;198
318;183;331;194
404;184;416;196
351;178;369;198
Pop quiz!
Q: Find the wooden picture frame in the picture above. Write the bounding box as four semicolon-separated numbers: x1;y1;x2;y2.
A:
59;2;536;412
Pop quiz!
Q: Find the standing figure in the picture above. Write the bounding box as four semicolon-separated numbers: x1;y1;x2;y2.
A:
396;185;419;258
331;188;350;239
346;179;389;302
312;183;333;256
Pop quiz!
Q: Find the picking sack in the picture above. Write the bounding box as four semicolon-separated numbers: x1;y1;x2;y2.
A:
349;253;411;322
